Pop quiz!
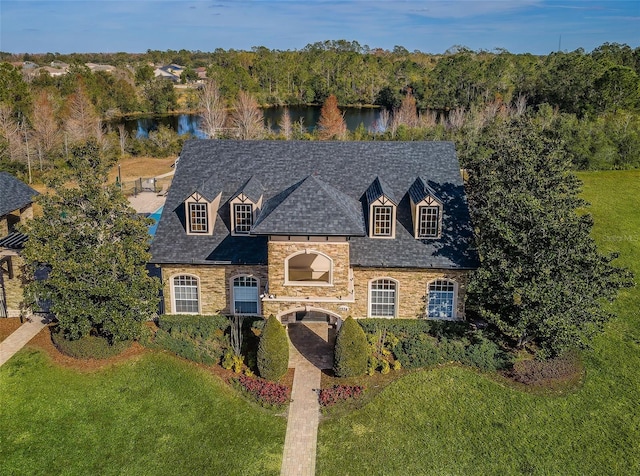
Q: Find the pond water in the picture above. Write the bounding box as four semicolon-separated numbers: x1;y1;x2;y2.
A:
115;106;384;138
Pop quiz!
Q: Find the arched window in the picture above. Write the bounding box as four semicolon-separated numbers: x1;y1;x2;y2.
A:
369;278;397;318
285;250;332;285
172;275;199;313
232;275;259;315
427;279;456;319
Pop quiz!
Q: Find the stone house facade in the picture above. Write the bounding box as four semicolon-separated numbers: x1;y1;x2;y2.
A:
151;140;479;324
0;173;38;318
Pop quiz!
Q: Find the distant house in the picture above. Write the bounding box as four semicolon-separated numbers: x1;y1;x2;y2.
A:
85;63;116;73
151;140;479;324
154;64;184;82
0;173;38;318
33;66;67;78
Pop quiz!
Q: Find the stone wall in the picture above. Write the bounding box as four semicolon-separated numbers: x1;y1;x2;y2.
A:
266;241;351;299
0;216;8;237
1;254;27;317
349;267;469;319
161;264;268;315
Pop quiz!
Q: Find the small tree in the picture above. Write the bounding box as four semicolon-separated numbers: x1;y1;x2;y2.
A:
231;91;264;140
21;141;160;343
257;316;289;381
334;317;368;377
198;79;227;139
317;94;347;140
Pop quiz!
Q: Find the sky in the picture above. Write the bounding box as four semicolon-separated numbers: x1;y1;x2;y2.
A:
0;0;638;55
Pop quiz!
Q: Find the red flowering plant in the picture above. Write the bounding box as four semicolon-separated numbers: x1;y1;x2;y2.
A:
231;374;291;407
318;384;364;407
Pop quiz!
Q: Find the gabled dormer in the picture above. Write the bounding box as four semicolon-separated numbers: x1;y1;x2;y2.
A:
366;177;397;239
184;189;221;236
409;177;443;239
230;176;264;236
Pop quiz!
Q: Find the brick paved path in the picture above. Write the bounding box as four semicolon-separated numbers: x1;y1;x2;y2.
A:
0;316;51;367
280;322;334;476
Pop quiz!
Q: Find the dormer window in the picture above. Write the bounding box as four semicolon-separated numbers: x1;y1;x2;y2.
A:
234;203;253;234
230;176;264;236
409;177;443;239
366;177;397;239
418;206;439;238
373;206;393;237
183;188;220;236
188;202;208;233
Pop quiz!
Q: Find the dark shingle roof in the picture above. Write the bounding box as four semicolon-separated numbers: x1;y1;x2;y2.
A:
409;176;441;204
365;176;397;205
252;175;366;236
150;140;478;269
233;175;265;204
0;172;38;218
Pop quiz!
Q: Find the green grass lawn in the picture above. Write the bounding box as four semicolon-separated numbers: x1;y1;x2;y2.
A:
0;351;286;475
317;170;640;475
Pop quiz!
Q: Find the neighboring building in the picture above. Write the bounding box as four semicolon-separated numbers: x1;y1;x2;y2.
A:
85;63;117;73
153;64;184;82
150;140;478;324
0;173;38;318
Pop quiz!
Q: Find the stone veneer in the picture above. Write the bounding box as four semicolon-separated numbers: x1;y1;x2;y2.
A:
161;264;268;315
1;254;26;317
161;261;470;322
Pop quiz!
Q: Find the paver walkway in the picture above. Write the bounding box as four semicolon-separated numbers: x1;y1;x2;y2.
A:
0;315;51;367
280;322;334;476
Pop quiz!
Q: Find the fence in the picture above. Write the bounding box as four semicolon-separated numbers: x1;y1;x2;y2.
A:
119;176;173;197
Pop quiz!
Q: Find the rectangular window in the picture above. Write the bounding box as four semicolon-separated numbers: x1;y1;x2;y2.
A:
427;280;455;319
370;279;396;317
234;203;253;234
373;206;393;237
189;202;208;234
174;276;199;313
418;206;439;238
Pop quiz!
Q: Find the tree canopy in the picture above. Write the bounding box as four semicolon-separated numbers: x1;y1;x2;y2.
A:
465;117;634;357
21;141;160;342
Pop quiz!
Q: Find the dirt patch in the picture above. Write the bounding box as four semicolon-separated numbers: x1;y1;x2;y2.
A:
0;317;23;342
108;156;176;183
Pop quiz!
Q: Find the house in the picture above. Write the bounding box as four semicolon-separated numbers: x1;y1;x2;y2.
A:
153;64;184;82
0;173;38;318
150;140;479;324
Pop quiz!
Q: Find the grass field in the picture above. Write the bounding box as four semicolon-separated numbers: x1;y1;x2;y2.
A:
0;351;285;475
316;170;640;475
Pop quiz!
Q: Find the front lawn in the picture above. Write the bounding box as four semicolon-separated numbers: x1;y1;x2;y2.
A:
0;350;286;475
317;170;640;475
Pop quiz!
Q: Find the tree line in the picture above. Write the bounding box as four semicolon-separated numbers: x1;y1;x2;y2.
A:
1;41;639;178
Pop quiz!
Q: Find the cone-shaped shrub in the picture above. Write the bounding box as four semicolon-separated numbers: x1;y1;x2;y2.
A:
334;317;368;377
257;316;289;381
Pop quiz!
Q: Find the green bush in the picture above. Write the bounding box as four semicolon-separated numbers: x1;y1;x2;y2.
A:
392;334;441;369
334;317;369;377
147;314;230;365
51;327;130;359
257;316;289;381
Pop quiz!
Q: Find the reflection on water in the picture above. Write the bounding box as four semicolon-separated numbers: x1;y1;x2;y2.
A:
116;106;384;138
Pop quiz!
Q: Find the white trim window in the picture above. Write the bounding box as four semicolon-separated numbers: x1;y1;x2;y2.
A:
173;275;199;313
427;279;456;319
418;206;439;238
369;278;397;318
373;205;393;237
234;203;253;234
232;276;259;315
188;202;208;234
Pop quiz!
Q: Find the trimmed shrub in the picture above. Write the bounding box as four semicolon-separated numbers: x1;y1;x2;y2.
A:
392;334;441;369
257;316;289;381
51;327;130;359
146;314;230;365
334;317;368;377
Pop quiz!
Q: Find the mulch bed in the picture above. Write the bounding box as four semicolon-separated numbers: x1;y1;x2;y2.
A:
0;317;23;342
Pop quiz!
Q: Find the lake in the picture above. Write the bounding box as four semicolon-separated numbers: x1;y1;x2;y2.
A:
115;106;384;138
